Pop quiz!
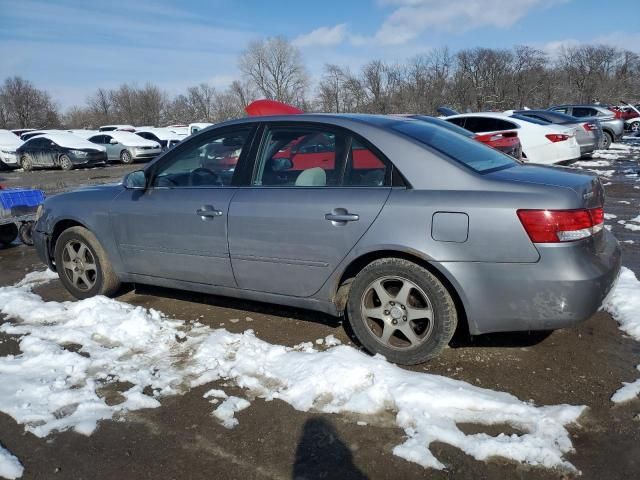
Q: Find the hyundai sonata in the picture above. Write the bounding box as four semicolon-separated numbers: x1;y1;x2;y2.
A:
32;114;621;364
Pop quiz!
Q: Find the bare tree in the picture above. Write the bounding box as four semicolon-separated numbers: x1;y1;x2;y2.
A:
0;76;60;128
87;88;113;125
239;36;308;105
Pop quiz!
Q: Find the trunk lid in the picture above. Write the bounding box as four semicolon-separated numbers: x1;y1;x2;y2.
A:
487;164;605;209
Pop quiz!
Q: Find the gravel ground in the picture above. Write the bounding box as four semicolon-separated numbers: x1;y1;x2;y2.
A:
1;143;640;480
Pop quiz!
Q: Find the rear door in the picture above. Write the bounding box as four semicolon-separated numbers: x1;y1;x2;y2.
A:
30;138;55;167
110;125;256;286
228;123;392;297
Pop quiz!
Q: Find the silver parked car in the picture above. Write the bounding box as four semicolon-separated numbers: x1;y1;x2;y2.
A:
513;110;602;157
32;115;621;364
548;105;624;149
88;131;161;164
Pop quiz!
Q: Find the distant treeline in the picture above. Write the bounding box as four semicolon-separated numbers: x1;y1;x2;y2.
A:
1;38;639;130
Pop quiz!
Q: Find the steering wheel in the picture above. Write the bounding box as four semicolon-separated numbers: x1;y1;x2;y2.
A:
188;167;222;187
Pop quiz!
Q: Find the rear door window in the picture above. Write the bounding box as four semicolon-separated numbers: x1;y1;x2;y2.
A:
252;126;390;187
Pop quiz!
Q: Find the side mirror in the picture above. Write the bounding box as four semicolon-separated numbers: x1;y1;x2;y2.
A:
123;170;147;190
109;138;118;144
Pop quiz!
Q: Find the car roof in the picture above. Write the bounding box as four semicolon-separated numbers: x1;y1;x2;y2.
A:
207;113;414;131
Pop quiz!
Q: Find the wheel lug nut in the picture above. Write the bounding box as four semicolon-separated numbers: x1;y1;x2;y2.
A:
384;310;390;315
389;301;395;306
402;316;407;321
400;305;405;310
392;319;398;325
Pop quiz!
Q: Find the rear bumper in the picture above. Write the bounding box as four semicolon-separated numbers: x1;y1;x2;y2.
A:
437;230;621;335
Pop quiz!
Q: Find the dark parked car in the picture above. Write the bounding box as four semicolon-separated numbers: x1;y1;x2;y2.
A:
16;133;107;171
32;115;621;364
513;110;602;157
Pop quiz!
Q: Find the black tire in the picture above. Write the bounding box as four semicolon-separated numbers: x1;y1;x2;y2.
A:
601;131;613;149
0;223;19;246
54;226;120;299
18;222;34;246
120;150;133;164
20;154;33;172
346;258;457;365
59;154;74;171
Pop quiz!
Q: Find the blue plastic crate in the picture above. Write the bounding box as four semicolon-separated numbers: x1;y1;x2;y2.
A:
0;189;45;209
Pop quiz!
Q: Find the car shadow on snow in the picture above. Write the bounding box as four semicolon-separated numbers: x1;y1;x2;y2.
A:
292;417;368;480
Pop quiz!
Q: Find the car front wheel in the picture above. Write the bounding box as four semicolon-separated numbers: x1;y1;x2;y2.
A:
346;258;457;365
54;226;120;299
601;131;613;149
20;154;33;171
59;154;74;171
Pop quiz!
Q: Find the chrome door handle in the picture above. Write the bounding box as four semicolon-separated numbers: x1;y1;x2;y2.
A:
196;206;223;219
325;208;359;224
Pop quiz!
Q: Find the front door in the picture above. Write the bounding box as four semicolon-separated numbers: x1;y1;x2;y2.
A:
110;126;255;286
228;124;392;297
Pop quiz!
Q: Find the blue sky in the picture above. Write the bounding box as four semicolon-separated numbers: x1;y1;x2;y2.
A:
0;0;638;109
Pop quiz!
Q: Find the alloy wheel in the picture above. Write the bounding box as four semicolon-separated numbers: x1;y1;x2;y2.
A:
61;239;98;291
360;276;434;350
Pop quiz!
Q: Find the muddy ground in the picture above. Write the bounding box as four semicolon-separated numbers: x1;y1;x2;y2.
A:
1;146;640;480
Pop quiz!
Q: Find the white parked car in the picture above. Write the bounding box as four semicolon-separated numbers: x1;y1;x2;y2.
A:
87;131;161;164
134;128;183;151
444;113;580;164
0;129;23;169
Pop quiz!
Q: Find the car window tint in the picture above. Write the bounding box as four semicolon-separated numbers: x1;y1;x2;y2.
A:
344;139;388;187
460;117;517;132
393;121;516;174
446;117;466;128
151;128;251;188
551;107;569;114
572;107;597;117
253;127;346;187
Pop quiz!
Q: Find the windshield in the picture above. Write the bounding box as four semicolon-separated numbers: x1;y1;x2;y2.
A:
392;121;517;173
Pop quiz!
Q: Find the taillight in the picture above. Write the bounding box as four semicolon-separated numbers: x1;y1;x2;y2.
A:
517;208;604;243
545;134;570;142
609;108;623;119
582;122;597;132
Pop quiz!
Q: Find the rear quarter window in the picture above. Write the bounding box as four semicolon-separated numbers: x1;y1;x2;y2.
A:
392;121;517;174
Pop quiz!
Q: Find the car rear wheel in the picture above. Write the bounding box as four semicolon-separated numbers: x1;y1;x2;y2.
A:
601;131;613;149
0;223;19;246
346;258;457;365
54;226;120;299
20;154;33;171
18;222;34;246
120;150;133;164
59;154;74;171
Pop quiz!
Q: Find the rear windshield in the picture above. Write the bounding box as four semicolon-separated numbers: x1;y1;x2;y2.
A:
409;115;475;138
392;121;517;173
511;114;550;125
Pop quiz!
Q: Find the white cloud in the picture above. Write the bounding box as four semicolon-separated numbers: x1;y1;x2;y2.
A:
373;0;570;45
293;24;348;47
540;32;640;58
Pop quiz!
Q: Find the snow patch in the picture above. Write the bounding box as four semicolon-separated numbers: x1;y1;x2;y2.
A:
602;267;640;403
212;396;250;429
0;271;587;471
0;444;23;480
